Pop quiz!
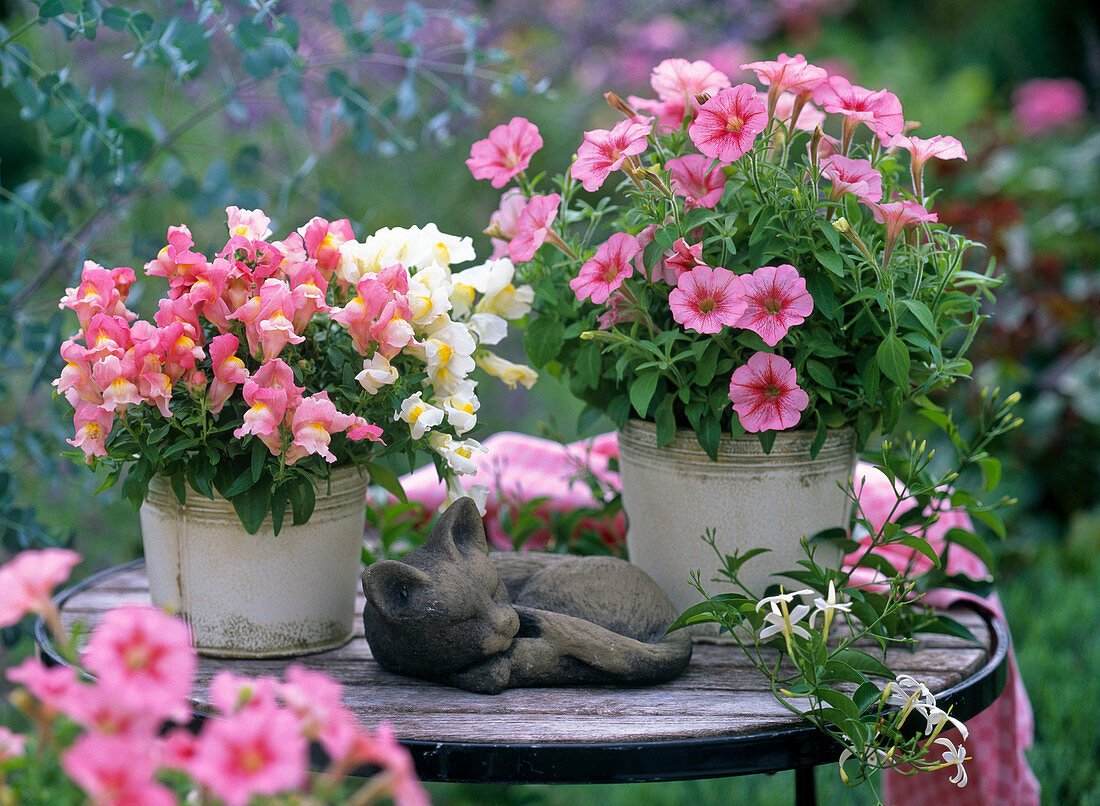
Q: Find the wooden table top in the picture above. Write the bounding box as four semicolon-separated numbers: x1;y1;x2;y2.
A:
42;561;1008;784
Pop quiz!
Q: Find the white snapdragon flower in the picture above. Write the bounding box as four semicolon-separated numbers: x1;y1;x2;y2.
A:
442;477;489;515
356;353;399;394
424;322;477;395
397;392;445;439
408;223;477;269
468;313;508;346
442;382;480;435
452;258;534;320
430;432;487;475
406;264;453;330
475;351;538;389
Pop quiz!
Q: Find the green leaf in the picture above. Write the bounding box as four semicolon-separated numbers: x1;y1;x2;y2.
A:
977;456;1002;492
250;439;266;484
817;688;861;721
524;316;565;367
876;334;910;388
271;486;287;536
899;536;941;567
221;470;257;499
805;360;837;389
629;372;660;418
944;527;996;572
697;415;720;461
816;250;844;277
854;681;882;714
365;461;406;503
288;479;317;526
654;394;676;447
169;473;187;506
694;341;719;387
900;299;938;336
822;659;869;686
757;429;776;454
232;486;271;535
831;648;895;680
970;508;1007;539
575;341;603;390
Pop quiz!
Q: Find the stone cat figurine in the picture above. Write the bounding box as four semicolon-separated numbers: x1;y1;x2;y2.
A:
361;497;692;694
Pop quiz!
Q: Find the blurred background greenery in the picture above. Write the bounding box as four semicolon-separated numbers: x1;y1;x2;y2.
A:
1;0;1098;803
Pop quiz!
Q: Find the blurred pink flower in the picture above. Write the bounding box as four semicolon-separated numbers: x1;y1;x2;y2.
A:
63;733;176;806
729;352;809;432
4;657;80;716
736;264;814;346
0;548;81;628
820;154;883;203
1012;78;1087;137
466;117;543;188
571;119;652;191
689;85;767;163
0;726;25;762
667;154;727;209
888;134;967;198
347;723;430;806
281;663;359;761
209;670;282;714
813;75;903;145
569;232;639;304
669;265;747;334
190;703;308;806
82;605;196;724
651;57;731;106
509;193;562;262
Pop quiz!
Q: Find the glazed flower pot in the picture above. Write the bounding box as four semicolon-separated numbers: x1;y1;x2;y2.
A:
617;420;856;641
139;466;369;658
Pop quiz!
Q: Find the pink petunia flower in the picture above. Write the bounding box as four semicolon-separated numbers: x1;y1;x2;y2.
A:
280;664;359;762
209;670;282;715
596;291;643;330
667;154;727;209
669;265;747;334
508;193;562;262
665;238;706;281
571;119;652;192
82;605;196;724
631;57;733;130
488;189;526;259
735;264;815;346
0;726;25;763
569;233;640;304
771;91;825;132
820;154;883;203
688;85;768;163
888;134;967;199
466;117;543;188
0;548;81;628
63;733;176;806
1012;77;1087;137
862;199;938;267
812;75;904;148
741;52;828;121
346;723;430;806
190;703;309;806
728;352;809;432
5;657;80;716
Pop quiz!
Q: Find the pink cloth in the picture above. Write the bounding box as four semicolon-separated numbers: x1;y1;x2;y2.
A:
401;431;1039;805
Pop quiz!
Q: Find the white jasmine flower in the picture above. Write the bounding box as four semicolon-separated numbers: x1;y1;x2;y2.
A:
757;603;812;642
933;737;968;788
356;353;399;395
755;589;814;612
397;392;445;439
475;351;538;389
925;706;970;741
808;580;852;634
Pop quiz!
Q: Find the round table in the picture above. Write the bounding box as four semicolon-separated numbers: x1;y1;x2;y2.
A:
39;561;1007;802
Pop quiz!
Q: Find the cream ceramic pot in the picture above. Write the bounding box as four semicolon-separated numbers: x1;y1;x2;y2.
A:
139;466;369;657
617;420;856;641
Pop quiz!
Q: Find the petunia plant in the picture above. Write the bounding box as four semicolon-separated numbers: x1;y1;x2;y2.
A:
53;208;537;532
466;55;998;456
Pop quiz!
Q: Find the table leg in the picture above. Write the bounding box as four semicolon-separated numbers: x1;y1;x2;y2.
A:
795;765;817;806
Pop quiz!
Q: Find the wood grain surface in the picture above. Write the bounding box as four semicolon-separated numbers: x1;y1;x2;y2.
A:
57;565;990;746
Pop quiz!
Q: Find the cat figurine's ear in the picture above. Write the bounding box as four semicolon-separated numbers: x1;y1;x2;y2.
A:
363;560;431;623
428;496;489;559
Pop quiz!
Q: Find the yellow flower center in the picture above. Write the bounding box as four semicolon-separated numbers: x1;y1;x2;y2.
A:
726;115;744;133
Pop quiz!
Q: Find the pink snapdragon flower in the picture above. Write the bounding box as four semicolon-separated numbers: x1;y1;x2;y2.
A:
285;260;331;331
630;57;731;131
735;264;814;346
208;333;249;414
58;261;137;330
298;216;354;277
740;52;828;122
82;314;132;364
813;75;904;149
1012;78;1087;137
226;206;273;240
728;352;809;432
669;265;747;334
184;258;234;332
466;117;543;188
862;199;938;267
63;733;176;806
569;232;639;304
66;400;115;459
55;338;102;407
229;278;306;360
688;85;768;163
667;154;727;209
0;548;80;628
571;119;652;192
487;189;526;259
285;392;359;465
508;193;562;263
90;353;142;413
888;134;967;199
143;224;209;298
82;605;196;724
190;703;308;806
820;154;883;203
